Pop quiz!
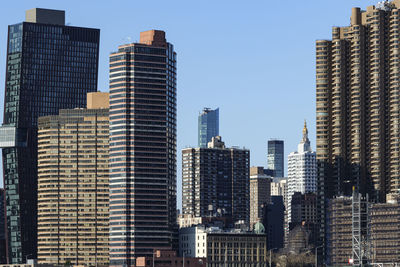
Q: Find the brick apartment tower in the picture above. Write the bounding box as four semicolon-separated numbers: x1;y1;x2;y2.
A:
37;92;109;265
108;30;177;265
316;0;400;258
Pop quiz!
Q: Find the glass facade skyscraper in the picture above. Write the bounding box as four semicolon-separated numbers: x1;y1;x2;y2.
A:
109;30;177;265
1;9;99;263
198;108;219;148
267;140;284;177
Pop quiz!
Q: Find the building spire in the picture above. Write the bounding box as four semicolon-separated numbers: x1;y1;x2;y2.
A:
302;120;309;143
298;120;311;153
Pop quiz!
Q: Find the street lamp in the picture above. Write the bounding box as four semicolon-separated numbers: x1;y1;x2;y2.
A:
315;245;323;267
152;250;157;267
269;248;278;267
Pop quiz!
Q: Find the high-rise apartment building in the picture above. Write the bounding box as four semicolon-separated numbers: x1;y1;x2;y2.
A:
182;136;250;225
287;122;316;226
316;0;400;256
267;140;284;177
249;167;271;230
198;108;219;148
109;30;177;265
0;8;99;263
37;92;109;266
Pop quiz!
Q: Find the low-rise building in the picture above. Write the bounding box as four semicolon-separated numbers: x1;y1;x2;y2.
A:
136;250;206;267
370;194;400;263
179;226;267;267
326;194;400;265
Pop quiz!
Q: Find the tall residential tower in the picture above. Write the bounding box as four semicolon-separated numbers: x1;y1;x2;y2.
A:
37;93;109;266
0;8;99;263
109;30;177;265
316;0;400;259
198;108;219;148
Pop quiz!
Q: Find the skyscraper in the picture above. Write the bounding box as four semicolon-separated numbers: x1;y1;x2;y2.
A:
316;0;400;258
198;108;219;148
287;122;316;227
182;136;250;225
267;140;284;177
108;30;177;265
249;167;271;230
0;9;99;263
37;92;109;266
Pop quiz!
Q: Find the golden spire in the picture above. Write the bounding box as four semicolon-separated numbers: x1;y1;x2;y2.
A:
303;119;308;137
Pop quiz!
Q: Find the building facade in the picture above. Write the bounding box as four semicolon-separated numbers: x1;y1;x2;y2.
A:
198;108;219;148
262;196;285;250
267;140;284;177
1;8;99;263
179;226;267;267
108;30;177;265
249;167;271;230
270;177;288;244
287;122;316;227
182;136;250;225
290;192;317;230
370;195;400;263
136;250;206;267
316;0;400;257
326;193;400;265
0;189;5;264
179;226;208;258
37;93;109;266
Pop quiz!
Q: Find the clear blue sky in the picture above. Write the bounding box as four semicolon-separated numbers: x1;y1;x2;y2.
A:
0;0;379;208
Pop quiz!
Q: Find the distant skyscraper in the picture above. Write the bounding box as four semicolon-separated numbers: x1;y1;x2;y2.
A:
287;122;316;226
198;108;219;148
0;8;99;263
267;140;284;177
249;167;271;230
109;30;177;265
37;93;109;266
182;136;250;225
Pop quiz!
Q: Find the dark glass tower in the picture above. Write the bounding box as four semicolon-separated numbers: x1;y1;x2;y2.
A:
1;8;99;263
198;108;219;148
109;30;177;265
267;140;284;177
